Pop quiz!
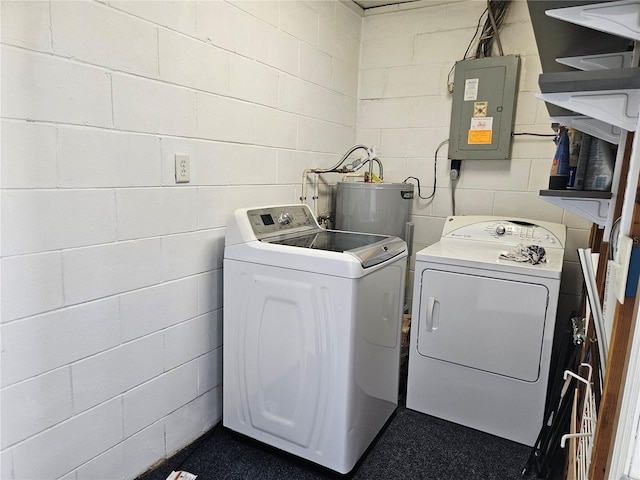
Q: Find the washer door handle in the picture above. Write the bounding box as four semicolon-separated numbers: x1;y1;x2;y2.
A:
425;297;439;332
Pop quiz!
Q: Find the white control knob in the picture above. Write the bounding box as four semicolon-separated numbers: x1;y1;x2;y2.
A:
278;212;292;225
495;225;506;236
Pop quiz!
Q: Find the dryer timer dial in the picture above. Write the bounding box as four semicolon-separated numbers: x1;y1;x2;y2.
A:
495;225;506;236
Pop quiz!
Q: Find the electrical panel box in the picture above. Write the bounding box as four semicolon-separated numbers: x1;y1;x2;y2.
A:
448;55;520;160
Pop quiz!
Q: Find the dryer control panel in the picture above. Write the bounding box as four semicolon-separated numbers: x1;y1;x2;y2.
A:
441;216;565;248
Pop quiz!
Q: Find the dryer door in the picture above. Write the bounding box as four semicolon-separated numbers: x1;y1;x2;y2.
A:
417;268;549;382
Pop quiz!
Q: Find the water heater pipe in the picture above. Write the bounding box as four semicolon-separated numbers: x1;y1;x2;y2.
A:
341;173;366;182
300;170;322;217
300;145;385;214
300;169;312;203
313;172;320;217
366;157;384;181
313;145;370;174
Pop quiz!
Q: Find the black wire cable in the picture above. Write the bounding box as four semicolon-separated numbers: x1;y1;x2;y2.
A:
463;8;488;60
404;140;449;201
447;7;487;87
476;1;510;58
486;0;504;56
404;175;434;201
447;0;510;89
512;132;556;137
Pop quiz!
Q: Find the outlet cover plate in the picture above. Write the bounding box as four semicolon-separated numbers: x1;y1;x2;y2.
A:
175;153;190;183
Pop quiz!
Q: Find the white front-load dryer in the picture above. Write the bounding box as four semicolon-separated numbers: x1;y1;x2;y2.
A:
223;204;407;474
406;216;566;446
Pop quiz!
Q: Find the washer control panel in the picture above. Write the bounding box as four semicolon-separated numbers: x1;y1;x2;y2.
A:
247;205;318;239
442;217;564;248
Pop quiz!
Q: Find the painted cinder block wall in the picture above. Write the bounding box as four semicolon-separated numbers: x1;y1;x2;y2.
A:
1;1;360;478
1;1;587;479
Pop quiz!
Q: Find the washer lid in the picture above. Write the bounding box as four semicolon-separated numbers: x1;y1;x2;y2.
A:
263;230;407;268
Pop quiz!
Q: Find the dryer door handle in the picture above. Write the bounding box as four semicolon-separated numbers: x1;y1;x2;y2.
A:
425;297;439;332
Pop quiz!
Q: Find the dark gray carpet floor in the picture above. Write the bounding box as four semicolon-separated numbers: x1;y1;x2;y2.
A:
136;405;532;480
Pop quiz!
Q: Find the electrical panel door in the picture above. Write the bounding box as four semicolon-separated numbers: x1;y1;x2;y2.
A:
448;55;520;160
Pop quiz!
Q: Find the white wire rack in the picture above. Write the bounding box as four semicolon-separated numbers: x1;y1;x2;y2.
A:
561;363;597;480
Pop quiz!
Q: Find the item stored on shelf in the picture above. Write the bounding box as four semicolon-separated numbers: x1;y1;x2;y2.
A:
549;126;570;190
567;128;582;188
583;138;615;192
571;133;593;191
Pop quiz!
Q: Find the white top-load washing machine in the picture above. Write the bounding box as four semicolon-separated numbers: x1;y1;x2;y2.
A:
407;216;566;447
223;204;408;474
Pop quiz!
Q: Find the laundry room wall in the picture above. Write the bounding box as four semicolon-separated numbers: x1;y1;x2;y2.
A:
356;0;590;322
0;1;361;479
1;1;592;479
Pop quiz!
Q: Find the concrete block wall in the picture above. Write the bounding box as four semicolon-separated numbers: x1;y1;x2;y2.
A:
1;1;591;479
356;0;590;320
0;1;361;479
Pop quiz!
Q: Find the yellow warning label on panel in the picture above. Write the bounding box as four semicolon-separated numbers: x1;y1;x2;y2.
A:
474;101;488;117
468;130;493;145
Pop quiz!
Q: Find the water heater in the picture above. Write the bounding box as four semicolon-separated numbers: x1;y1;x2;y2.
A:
335;182;414;249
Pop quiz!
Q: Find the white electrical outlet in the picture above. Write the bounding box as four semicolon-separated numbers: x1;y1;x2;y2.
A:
175;153;190;183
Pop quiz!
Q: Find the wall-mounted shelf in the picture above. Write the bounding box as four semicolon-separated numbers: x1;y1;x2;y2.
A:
549;115;622;144
537;68;640;131
545;0;640;41
556;51;633;71
539;189;612;227
537;90;639;132
527;0;633;119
